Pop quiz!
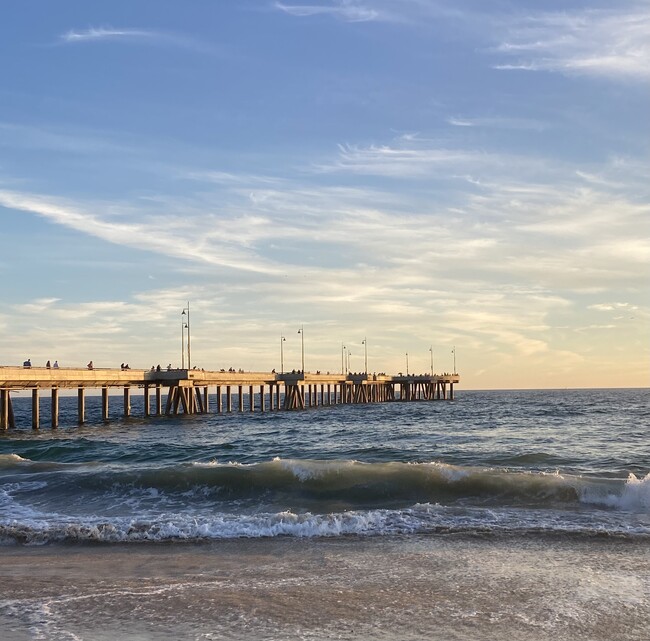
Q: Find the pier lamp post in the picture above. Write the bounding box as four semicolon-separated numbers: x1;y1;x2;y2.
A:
341;344;346;375
280;335;286;374
429;346;434;376
406;352;409;376
181;318;186;369
452;346;456;374
182;302;191;370
362;338;368;375
347;351;352;374
298;325;304;373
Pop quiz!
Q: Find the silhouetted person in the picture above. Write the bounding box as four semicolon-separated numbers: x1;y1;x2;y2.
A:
87;361;94;370
23;359;31;368
46;360;51;369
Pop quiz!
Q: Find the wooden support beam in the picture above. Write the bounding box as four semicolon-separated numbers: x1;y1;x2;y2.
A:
7;395;15;429
284;384;305;410
32;389;39;430
165;386;174;415
283;385;293;410
1;389;8;430
216;385;222;413
195;387;205;414
101;387;109;420
186;388;192;414
77;387;85;425
260;385;265;412
204;387;209;413
156;385;162;416
144;384;150;417
124;386;131;417
179;387;189;415
51;388;59;429
238;386;244;412
249;385;254;412
227;386;232;413
172;387;181;414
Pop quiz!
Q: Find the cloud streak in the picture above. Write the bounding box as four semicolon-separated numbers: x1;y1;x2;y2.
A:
61;27;155;43
59;26;217;53
274;1;382;22
493;5;650;80
0;189;282;275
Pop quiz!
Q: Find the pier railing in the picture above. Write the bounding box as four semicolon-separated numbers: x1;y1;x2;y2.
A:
0;366;460;429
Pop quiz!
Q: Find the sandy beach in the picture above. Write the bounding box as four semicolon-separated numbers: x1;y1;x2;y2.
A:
1;534;648;641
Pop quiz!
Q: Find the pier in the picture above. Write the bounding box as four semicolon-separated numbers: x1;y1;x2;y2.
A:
0;367;459;430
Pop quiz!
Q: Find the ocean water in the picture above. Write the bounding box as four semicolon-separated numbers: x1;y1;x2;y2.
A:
0;388;648;640
1;388;648;544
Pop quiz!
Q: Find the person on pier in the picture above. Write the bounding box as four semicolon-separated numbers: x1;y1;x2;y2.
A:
87;361;94;370
23;359;31;368
53;360;59;368
46;360;51;369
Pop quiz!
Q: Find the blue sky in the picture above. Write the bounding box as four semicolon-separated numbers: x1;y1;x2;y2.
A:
0;0;648;388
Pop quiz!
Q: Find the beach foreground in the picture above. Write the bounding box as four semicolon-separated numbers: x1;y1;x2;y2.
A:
1;534;648;641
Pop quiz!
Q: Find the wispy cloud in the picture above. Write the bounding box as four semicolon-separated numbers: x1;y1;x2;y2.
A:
315;141;496;177
493;6;650;80
59;26;217;53
0;121;135;155
274;1;382;22
447;116;547;131
0;189;281;275
61;27;155;43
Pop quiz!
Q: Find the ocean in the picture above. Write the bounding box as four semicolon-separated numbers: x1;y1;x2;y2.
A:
0;388;648;640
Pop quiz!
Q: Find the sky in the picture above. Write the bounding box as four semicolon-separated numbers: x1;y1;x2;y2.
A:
0;0;648;389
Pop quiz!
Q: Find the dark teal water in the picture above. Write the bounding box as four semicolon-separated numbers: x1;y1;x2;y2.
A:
1;388;648;543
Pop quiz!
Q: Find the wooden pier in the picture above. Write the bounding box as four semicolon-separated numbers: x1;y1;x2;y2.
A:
0;367;459;430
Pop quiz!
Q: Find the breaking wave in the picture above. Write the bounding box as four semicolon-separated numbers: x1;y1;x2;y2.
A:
1;455;648;545
1;502;649;545
2;455;649;510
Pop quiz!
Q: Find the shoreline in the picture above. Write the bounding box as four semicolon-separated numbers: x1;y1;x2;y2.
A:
1;533;648;640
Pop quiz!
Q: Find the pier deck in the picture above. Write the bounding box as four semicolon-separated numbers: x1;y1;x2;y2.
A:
0;367;460;429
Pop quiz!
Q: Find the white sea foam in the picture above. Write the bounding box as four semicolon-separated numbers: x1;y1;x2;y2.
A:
0;481;50;522
272;457;361;481
580;472;650;512
0;453;30;465
2;500;649;545
420;461;471;481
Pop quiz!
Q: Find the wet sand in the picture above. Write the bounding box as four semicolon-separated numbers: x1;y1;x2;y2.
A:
0;534;648;640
